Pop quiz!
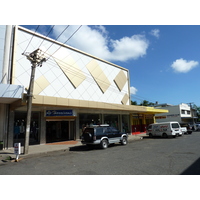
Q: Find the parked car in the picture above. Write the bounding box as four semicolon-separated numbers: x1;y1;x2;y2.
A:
195;124;200;131
180;126;187;135
179;123;192;134
81;125;128;149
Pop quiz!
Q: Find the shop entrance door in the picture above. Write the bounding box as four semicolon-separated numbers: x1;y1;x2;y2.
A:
46;120;75;143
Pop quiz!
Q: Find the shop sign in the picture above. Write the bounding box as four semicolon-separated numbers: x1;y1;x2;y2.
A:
14;143;21;162
14;143;21;155
46;110;73;117
155;116;166;119
166;114;180;118
145;115;154;119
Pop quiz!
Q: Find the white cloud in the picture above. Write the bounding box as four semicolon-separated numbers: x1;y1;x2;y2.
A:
149;29;160;38
171;58;199;73
130;86;138;95
109;35;149;61
52;25;149;62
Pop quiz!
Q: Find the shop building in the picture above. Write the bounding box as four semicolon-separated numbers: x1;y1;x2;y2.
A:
0;25;167;149
154;103;197;124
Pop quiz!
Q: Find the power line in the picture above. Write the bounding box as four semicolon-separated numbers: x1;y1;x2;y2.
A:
44;25;70;53
63;25;82;44
130;92;161;104
38;25;55;49
46;25;82;61
23;25;40;54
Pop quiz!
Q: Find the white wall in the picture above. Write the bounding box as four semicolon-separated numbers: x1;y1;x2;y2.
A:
155;105;182;123
14;27;130;105
179;103;191;118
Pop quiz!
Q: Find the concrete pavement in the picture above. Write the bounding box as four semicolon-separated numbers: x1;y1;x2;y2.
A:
0;133;147;163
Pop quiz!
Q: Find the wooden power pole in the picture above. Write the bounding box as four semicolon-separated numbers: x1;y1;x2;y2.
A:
23;49;46;154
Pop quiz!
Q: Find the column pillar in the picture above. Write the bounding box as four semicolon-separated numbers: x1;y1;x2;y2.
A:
40;111;46;144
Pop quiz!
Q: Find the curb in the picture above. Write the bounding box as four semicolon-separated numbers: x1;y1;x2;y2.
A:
0;133;147;164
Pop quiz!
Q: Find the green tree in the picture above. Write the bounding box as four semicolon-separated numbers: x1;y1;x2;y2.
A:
131;100;155;106
140;100;155;106
193;104;200;122
131;101;137;105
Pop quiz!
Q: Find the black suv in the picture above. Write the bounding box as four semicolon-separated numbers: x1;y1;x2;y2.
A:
81;125;128;149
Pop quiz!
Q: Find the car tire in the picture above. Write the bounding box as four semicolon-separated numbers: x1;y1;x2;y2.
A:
100;139;108;149
121;136;127;145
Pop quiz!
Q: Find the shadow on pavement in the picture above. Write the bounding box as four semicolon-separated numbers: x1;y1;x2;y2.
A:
181;157;200;175
69;145;97;151
69;143;120;152
142;136;176;139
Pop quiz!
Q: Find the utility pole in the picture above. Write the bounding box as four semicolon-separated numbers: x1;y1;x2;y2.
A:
23;49;46;154
188;102;196;130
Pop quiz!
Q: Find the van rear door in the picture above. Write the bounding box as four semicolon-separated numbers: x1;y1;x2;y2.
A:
171;123;181;135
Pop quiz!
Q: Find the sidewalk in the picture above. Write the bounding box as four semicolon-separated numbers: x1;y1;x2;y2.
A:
0;133;147;163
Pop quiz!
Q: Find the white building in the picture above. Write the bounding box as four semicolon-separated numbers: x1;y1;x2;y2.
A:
0;25;167;149
154;103;197;124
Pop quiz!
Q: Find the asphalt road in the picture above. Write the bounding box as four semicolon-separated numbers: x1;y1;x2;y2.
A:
1;132;200;175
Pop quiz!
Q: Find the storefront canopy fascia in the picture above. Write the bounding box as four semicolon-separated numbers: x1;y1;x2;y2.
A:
0;84;24;104
16;94;168;115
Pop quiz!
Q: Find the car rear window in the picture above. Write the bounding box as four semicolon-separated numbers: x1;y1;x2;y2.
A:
84;128;94;134
172;123;180;128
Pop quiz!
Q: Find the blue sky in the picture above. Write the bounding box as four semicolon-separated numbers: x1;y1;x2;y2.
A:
22;25;200;106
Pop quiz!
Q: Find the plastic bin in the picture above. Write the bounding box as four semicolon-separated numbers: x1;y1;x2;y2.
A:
0;141;3;150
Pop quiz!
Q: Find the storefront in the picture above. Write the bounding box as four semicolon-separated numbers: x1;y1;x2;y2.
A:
131;114;155;134
78;112;130;137
12;106;131;145
45;110;76;143
14;111;40;146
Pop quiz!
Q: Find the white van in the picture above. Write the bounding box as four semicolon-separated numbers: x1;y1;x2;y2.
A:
146;121;182;138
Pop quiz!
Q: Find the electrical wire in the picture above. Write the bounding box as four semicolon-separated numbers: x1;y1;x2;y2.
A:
38;25;55;49
44;25;70;53
23;25;40;54
46;25;82;61
131;94;157;103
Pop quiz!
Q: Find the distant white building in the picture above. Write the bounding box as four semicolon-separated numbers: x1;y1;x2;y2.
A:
154;103;197;124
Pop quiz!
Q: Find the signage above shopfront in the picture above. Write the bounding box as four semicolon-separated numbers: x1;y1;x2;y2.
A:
46;110;73;117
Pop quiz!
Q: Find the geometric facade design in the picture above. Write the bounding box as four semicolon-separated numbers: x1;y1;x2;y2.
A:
114;70;127;91
86;59;111;93
33;75;50;95
121;93;129;105
54;55;86;89
14;26;130;105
